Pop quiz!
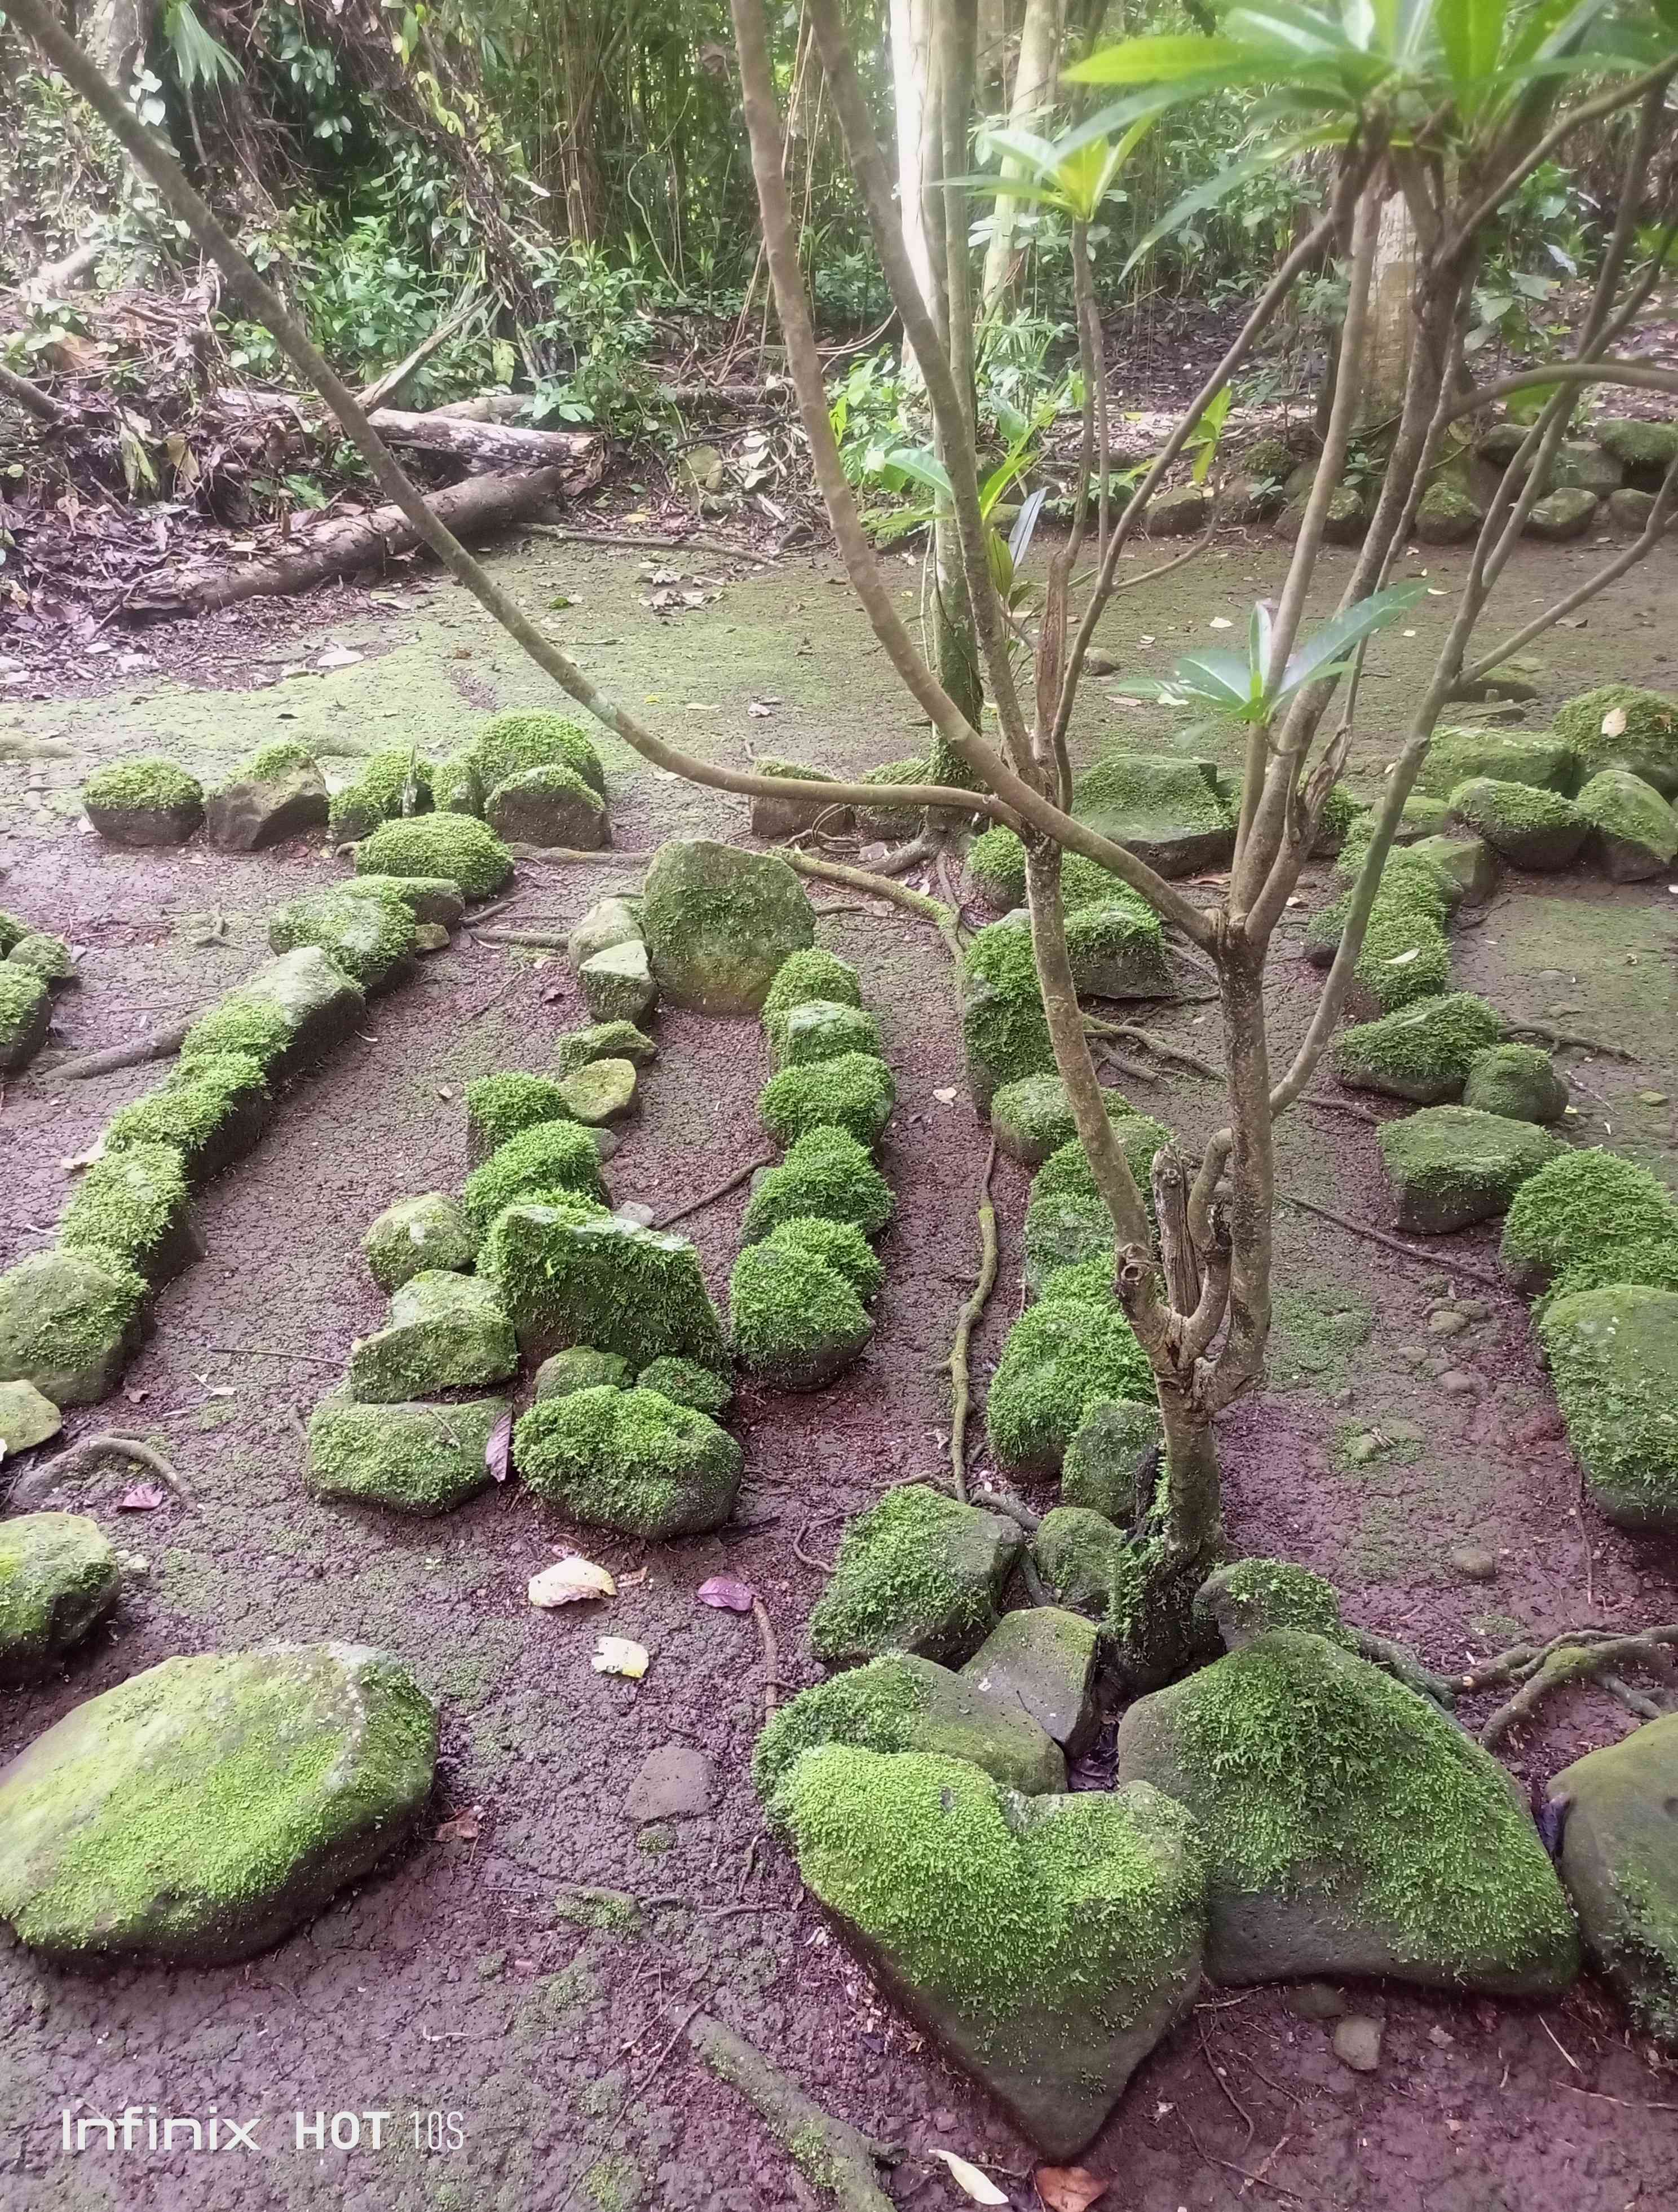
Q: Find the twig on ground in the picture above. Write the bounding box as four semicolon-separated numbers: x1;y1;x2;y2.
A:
504;844;649;870
1508;1020;1637;1061
1200;2022;1256;2143
782;850;965;963
1083;1015;1221;1079
687;2014;898;2212
971;1484;1042;1535
1278;1191;1507;1293
0;359;66;425
8;1432;190;1509
1300;1092;1383;1126
461;893;528;927
206;1341;338;1365
469;928;572;949
793;1519;838;1574
752;1597;782;1721
1348;1628;1458;1707
1097;1043;1162;1086
53;1019;193;1082
948;1139;997;1504
653;1155;775;1230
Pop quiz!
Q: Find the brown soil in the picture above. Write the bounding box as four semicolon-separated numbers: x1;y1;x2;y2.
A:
2;523;1676;2211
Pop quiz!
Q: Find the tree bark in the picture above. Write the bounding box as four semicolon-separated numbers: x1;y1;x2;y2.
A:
1362;187;1418;430
890;0;942;371
83;0;157;86
980;0;1066;314
364;407;599;470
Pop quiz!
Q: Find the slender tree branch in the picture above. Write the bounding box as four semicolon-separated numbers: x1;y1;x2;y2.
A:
1448;60;1678;255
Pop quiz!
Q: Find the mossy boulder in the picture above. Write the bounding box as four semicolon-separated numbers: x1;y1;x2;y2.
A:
1070;751;1235;878
1575;768;1678;880
1549;1715;1678;2051
464;1072;571;1165
536;1347;633;1398
770;1746;1206;2158
361;1192;476;1291
1193;1559;1346;1652
513;1384;741;1537
1552;683;1678;796
579;938;657;1023
1463;1042;1569;1124
1535;1231;1678;1323
960;919;1053;1109
1111;1628;1579;1993
0;967;51;1074
1032;1506;1147;1636
741;1126;894;1243
856;755;930;839
986;1297;1152;1476
1525;487;1598;540
1449;777;1588;870
179;947;366;1077
761;1217;884;1303
346;1271;517;1402
960;1606;1101;1757
0;1514;122;1681
991;1075;1131;1170
758;1051;895;1149
1416;479;1483;543
567;897;642;971
485;762;610;851
205;743;329;850
1306;875;1451;1019
1331;993;1505;1104
762;946;863;1052
1065;893;1172;1000
1406;832;1499;906
641;839;816;1014
8;932;77;986
557;1056;638;1126
0;1644;439;1963
0;1250;145;1407
1143;482;1209;537
748;757;850;840
81;757;204;846
770;999;881;1070
752;1653;1066;1801
634;1355;732;1416
1418;728;1580;797
1593;417;1678;488
328;748;432;839
0;1380;61;1455
343;874;465;929
473;709;605;798
810;1484;1022;1667
0;911;31;956
730;1240;872;1391
356;812;512;898
1062;1398;1164;1522
1550;438;1622;495
484;1207;726;1370
1539;1286;1678;1532
1021;1121;1169;1292
306;1395;506;1514
1379;1105;1564;1234
462;1119;609;1237
552;1020;657;1076
60;1142;195;1286
964;829;1146;915
1501;1148;1678;1293
268;881;417;993
102;1053;270;1187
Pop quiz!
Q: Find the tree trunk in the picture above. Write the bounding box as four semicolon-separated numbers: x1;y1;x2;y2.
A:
83;0;157;86
890;0;943;373
980;0;1066;315
1362;187;1418;432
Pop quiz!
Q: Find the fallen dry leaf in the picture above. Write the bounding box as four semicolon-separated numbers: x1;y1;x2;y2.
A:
118;1484;165;1510
485;1411;512;1484
434;1806;482;1843
928;2149;1008;2204
696;1576;754;1614
592;1636;650;1679
1602;704;1628;738
1035;2165;1109;2211
529;1555;616;1607
619;1565;649;1587
932;1085;958;1104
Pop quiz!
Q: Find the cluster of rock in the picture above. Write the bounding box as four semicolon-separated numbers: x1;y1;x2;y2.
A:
0;905;78;1077
81;741;333;852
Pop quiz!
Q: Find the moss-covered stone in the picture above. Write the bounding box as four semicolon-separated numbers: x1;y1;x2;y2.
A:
758;1051;895;1149
1331;993;1505;1104
551;1020;657;1076
856;755;929;839
567;897;641;972
474;708;605;799
964;829;1147;915
205;744;329;850
1550;1714;1678;2051
485;761;610;850
1306;875;1452;1017
464;1072;571;1165
1405;832;1499;906
59;1142;194;1286
432;747;483;816
361;1192;476;1291
104;1052;272;1182
514;1384;740;1537
0;1645;439;1962
1022;1122;1170;1289
0;1250;145;1407
741;1125;894;1243
0;1514;122;1681
1193;1559;1346;1652
484;1206;726;1369
634;1355;732;1415
763;1215;884;1302
7;932;77;986
1575;768;1678;880
306;1395;506;1514
356;812;512;898
752;1653;1066;1801
1535;1231;1678;1322
640;839;816;1014
1501;1149;1678;1293
810;1486;1022;1667
347;1271;518;1402
1379;1105;1564;1234
730;1241;872;1390
557;1056;638;1126
986;1296;1152;1475
343;874;465;929
268;880;417;993
1552;684;1678;797
960;1606;1101;1755
0;967;51;1073
1062;1398;1163;1522
579;938;657;1023
1526;486;1598;540
771;1747;1206;2158
1539;1285;1678;1532
462;1120;610;1236
1462;1042;1569;1124
1416;479;1483;543
81;757;204;845
1593;417;1678;484
762;947;863;1051
1112;1628;1579;1993
178;947;366;1078
327;747;433;839
0;911;31;956
1070;751;1235;878
769;998;882;1071
960;919;1053;1109
748;756;850;840
992;1075;1129;1169
1032;1506;1147;1639
1417;729;1580;798
1062;893;1172;1001
536;1347;632;1398
0;1379;61;1454
1449;777;1588;870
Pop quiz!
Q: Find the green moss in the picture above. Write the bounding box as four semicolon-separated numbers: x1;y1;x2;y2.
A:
103;1052;270;1179
0;912;30;956
551;1020;657;1075
0;1249;145;1407
484;1208;726;1370
1331;836;1455;909
1539;1285;1678;1525
761;948;863;1054
1415;729;1580;797
306;1395;504;1514
1311;878;1452;1015
465;1072;572;1160
730;1240;871;1388
326;746;434;837
0;967;50;1061
992;1075;1133;1167
246;739;318;781
758;1051;896;1149
475;708;605;798
536;1346;632;1398
268;880;417;989
1269;1289;1373;1385
965;826;1139;914
485;759;608;840
1193;1558;1348;1648
858;755;930;835
808;1484;1017;1664
960;920;1054;1103
432;747;484;814
1461;1041;1569;1123
1535;1231;1678;1322
581;2153;644;2212
346;1272;517;1402
0;1513;121;1680
1331;993;1504;1103
633;1355;732;1415
356;812;513;898
81;757;202;811
770;999;882;1070
1553;683;1678;786
987;1296;1153;1474
58;1143;191;1283
462;1118;609;1236
513;1385;741;1537
741;1125;894;1242
1500;1148;1678;1289
763;1215;884;1301
177;994;297;1074
1451;776;1583;832
1379;1107;1565;1233
553;1883;645;1935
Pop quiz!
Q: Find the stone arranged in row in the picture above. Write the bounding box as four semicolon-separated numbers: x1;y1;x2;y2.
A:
0;904;78;1076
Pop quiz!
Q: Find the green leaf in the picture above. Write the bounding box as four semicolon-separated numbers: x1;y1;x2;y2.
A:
1436;0;1503;91
1066;33;1269;82
880;448;953;499
1277;578;1427;699
1121;131;1335;279
1169;648;1258;712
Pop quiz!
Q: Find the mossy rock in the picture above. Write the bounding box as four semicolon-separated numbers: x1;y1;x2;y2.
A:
1416;479;1483;544
306;1395;506;1515
748;757;850;840
1592;418;1678;487
1111;1628;1579;1994
1535;1231;1678;1323
741;1126;894;1244
0;967;52;1074
960;919;1053;1110
809;1484;1022;1667
1551;683;1678;797
770;999;882;1070
634;1355;732;1416
59;1142;194;1286
991;1076;1131;1170
347;1271;518;1402
567;897;642;971
856;755;930;840
179;947;366;1078
1446;656;1549;707
1193;1559;1346;1652
1525;487;1598;541
1416;729;1580;798
960;1606;1101;1756
962;827;1135;915
8;932;77;986
361;1192;476;1292
1065;894;1172;1000
81;757;204;847
730;1240;872;1391
1549;1714;1678;2051
579;939;657;1024
1405;833;1499;906
1070;751;1235;878
104;1052;272;1184
1378;1105;1564;1235
558;1056;638;1126
1062;1398;1164;1522
268;881;417;993
641;839;816;1014
465;1072;572;1166
1396;794;1455;840
536;1347;633;1399
205;746;329;850
1539;1286;1678;1532
1143;482;1209;537
356;813;513;898
0;911;32;957
758;1051;895;1149
327;747;432;839
752;1653;1066;1803
0;1645;439;1963
0;1514;122;1681
0;1380;61;1455
1306;879;1451;1019
462;1120;610;1237
762;1217;883;1303
1331;993;1505;1105
1549;439;1622;496
513;1384;741;1538
1462;1042;1569;1125
761;948;863;1055
1575;769;1678;881
769;1746;1206;2158
1449;777;1588;870
474;709;605;799
1502;1148;1678;1294
0;1250;145;1407
552;1021;657;1077
485;762;610;851
1033;1505;1142;1628
986;1297;1152;1476
343;875;465;929
1021;1119;1169;1293
484;1207;726;1370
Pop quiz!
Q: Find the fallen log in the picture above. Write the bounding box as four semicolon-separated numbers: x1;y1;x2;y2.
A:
364;405;598;470
128;465;572;616
0;361;65;427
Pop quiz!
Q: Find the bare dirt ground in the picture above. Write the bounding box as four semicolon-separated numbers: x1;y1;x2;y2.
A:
2;519;1676;2212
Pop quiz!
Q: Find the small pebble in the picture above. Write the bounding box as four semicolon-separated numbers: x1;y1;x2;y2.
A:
1438;1369;1477;1396
1449;1546;1497;1583
1287;1982;1344;2021
1427;1309;1469;1337
414;922;451;954
1428;2024;1455;2049
1638;1089;1669;1105
1333;2015;1384;2073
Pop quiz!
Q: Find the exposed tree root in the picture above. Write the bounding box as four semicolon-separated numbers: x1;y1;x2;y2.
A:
504;844;649;870
468;928;572;949
751;1598;783;1720
1300;1092;1382;1127
54;1019;193;1082
527;524;774;566
1084;1014;1221;1079
1471;1625;1678;1748
9;1433;191;1509
653;1154;775;1230
1347;1628;1458;1708
781;850;965;964
1279;1190;1508;1293
686;2015;898;2212
947;1139;997;1503
1508;1020;1638;1062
